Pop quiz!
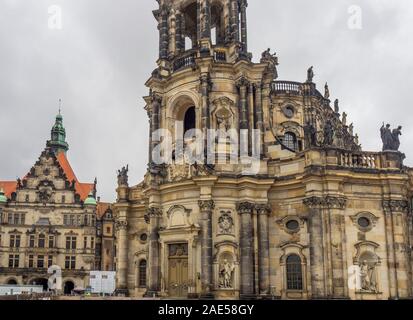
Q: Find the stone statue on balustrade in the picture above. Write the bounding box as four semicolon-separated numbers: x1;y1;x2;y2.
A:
323;120;334;146
117;165;129;187
324;83;330;99
380;123;402;151
304;122;317;148
260;48;278;79
307;66;314;83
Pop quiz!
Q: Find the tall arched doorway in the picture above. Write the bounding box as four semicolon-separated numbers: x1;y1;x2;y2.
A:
64;281;75;294
184;106;196;135
7;279;18;285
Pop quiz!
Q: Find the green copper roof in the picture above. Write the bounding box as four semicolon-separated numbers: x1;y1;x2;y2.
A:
47;111;69;154
84;192;97;206
0;189;7;204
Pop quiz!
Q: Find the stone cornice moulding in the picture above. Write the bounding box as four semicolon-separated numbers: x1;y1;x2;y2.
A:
303;195;347;209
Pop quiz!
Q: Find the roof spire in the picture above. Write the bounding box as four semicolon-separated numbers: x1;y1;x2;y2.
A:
46;102;69;155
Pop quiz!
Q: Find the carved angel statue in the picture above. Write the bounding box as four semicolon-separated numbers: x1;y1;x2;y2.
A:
342;112;347;126
219;259;235;289
260;48;279;79
117;165;129;186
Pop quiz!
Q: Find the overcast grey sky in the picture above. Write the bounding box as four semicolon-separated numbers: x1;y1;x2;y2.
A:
1;0;413;202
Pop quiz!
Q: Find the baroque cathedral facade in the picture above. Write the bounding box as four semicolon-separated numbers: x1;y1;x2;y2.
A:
113;0;413;300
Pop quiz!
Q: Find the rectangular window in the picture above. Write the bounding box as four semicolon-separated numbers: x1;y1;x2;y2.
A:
63;215;69;226
29;255;34;268
91;237;95;249
66;236;77;250
65;256;76;269
8;254;19;268
37;255;44;268
9;235;15;247
77;215;82;226
29;235;35;248
15;235;21;248
84;236;88;249
48;256;53;268
20;214;25;225
38;235;45;248
70;215;75;226
48;236;54;248
14;214;19;225
8;213;13;224
62;195;66;203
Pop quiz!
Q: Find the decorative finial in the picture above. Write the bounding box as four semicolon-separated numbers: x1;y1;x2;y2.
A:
58;99;62;115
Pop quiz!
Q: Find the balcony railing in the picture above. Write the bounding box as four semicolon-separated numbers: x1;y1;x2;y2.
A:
214;50;227;62
272;81;302;95
337;151;381;169
173;52;197;72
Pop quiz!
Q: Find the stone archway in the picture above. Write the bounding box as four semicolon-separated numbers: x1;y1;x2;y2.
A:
63;280;75;295
7;278;18;285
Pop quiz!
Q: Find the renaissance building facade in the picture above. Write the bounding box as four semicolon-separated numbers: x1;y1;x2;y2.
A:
0;113;104;293
113;0;413;300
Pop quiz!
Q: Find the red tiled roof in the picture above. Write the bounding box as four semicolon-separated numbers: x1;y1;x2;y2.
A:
0;181;17;198
0;152;94;202
97;202;111;219
56;152;95;201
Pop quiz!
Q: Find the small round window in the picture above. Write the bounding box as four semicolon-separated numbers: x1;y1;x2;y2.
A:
358;217;370;228
140;233;148;242
286;220;300;232
283;105;295;118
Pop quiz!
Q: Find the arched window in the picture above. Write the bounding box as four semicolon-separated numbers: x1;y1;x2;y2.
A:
283;132;298;151
286;254;303;290
138;260;147;288
184;107;196;135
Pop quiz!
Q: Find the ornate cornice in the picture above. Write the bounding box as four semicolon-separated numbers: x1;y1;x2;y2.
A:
237;201;255;214
255;203;271;215
147;207;163;218
198;200;215;212
115;220;128;231
382;200;410;213
303;196;347;209
235;76;249;89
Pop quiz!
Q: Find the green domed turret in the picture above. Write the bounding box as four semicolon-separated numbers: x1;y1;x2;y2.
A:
0;189;7;204
47;110;69;155
84;192;97;206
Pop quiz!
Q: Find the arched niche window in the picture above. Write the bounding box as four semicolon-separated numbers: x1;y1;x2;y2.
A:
283;132;298;151
286;254;303;290
184;106;196;136
138;260;147;288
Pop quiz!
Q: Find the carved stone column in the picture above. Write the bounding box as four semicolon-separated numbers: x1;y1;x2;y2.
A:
145;207;162;297
325;196;348;298
150;94;162;164
237;201;255;298
383;200;412;299
175;11;184;54
303;197;326;298
115;219;128;292
200;74;211;160
199;200;215;298
230;0;240;42
159;6;169;60
237;78;249;131
254;82;264;157
200;0;211;39
256;204;271;296
240;0;248;51
248;83;254;155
